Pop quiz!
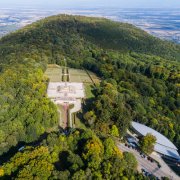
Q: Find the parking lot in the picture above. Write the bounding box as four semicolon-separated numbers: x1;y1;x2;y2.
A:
117;142;177;179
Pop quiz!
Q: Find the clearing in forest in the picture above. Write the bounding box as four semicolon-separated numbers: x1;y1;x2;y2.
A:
45;64;100;129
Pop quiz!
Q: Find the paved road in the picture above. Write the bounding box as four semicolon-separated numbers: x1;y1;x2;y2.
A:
151;152;180;180
117;143;178;179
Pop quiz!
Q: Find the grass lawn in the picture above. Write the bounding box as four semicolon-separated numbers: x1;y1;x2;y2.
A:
74;112;87;130
84;83;95;99
69;75;82;82
62;74;69;82
58;105;65;127
68;68;101;85
69;68;92;83
44;66;62;82
87;71;101;85
45;64;100;85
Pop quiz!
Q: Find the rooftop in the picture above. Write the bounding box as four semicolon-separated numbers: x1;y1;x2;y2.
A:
132;121;180;160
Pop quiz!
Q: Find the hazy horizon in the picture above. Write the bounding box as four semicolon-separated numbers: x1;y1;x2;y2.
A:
1;0;180;9
0;7;179;44
0;1;179;43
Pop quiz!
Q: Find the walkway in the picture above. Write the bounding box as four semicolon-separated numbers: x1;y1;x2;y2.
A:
69;99;82;127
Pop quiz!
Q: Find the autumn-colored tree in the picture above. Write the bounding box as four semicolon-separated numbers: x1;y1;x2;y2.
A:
0;168;4;177
2;146;54;178
82;137;104;170
110;125;119;137
103;138;122;160
139;133;156;154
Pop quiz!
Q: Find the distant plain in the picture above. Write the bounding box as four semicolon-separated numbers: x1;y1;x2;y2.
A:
0;7;179;43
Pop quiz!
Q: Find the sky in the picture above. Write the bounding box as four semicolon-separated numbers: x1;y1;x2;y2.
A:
0;0;180;9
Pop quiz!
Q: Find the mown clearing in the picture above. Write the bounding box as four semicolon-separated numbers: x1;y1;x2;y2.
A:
45;64;100;129
45;64;100;98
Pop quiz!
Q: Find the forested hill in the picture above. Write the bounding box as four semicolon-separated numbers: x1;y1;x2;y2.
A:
0;14;180;176
1;15;180;63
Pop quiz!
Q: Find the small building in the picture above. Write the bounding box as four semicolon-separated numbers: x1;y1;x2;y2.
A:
131;121;180;162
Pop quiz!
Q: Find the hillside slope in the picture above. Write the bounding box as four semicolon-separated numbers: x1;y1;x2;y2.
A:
1;15;180;61
0;14;180;159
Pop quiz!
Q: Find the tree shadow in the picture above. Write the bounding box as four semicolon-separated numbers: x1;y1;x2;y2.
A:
76;97;95;126
0;132;49;165
54;151;70;171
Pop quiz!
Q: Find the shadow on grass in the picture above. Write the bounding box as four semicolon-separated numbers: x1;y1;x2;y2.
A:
76;97;95;127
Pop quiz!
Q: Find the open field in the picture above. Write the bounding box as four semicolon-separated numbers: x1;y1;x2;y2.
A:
44;65;62;82
84;84;95;99
69;68;101;84
88;71;101;84
45;65;100;99
74;113;87;130
45;65;100;85
69;68;92;83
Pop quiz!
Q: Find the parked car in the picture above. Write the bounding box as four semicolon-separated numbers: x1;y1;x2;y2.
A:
149;174;157;179
141;168;146;173
141;154;146;158
18;146;25;152
144;171;150;176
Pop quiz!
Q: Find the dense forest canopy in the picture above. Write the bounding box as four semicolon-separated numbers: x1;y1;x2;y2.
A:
0;14;180;179
1;130;142;179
